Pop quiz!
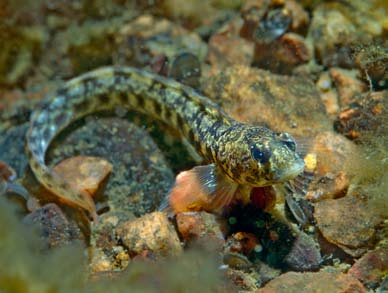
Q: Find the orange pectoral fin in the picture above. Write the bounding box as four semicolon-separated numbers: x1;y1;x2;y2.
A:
160;164;238;214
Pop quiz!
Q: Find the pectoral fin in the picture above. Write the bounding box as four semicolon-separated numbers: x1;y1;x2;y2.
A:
282;155;316;227
160;164;238;214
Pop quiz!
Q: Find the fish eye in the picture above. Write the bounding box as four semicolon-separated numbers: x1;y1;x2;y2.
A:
250;145;271;164
279;132;296;151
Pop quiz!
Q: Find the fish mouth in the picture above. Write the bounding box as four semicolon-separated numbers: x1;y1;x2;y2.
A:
273;158;305;182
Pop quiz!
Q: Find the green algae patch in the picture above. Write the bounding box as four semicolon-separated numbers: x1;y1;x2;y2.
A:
343;126;388;222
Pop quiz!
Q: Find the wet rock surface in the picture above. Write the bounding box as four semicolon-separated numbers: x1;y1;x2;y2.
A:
114;14;207;70
348;246;388;288
284;231;321;271
90;246;130;273
329;68;367;107
334;91;388;141
52;156;113;198
176;211;225;251
22;203;84;249
253;32;310;74
306;131;355;202
225;268;261;291
47;117;174;217
257;271;366;293
202;64;330;137
314;195;381;257
116;212;182;258
207;17;254;70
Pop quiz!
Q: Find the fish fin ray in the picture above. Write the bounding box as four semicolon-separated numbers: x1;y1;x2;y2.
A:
161;164;238;214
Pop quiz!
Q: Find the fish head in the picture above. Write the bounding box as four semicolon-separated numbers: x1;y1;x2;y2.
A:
220;125;305;186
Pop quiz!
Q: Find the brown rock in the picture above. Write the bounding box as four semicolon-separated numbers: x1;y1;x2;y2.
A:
202;65;330;137
334;91;388;142
353;44;388;90
241;2;310;74
90;248;114;273
257;271;366;293
22;203;84;249
329;68;367;107
255;260;281;285
176;212;224;251
348;247;388;287
240;0;268;39
316;232;354;264
53;156;112;197
316;72;340;117
306;131;355;202
284;0;309;32
93;210;136;249
225;268;261;291
253;32;310;74
314;195;381;257
228;232;260;256
320;90;340;118
116;212;182;258
90;246;130;273
240;0;309;38
284;232;321;271
114;14;207;67
308;4;357;68
308;3;382;69
207;17;254;70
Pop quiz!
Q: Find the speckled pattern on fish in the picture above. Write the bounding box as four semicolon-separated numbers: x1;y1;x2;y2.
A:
26;66;305;219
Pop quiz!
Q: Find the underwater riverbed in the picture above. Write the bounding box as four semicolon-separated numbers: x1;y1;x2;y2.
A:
0;1;388;292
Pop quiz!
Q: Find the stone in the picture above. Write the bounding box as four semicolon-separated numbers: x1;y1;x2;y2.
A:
202;65;330;137
353;44;388;90
348;247;388;288
22;203;84;249
225;232;260;256
90;246;130;273
255;260;281;285
114;14;207;67
257;271;365;293
334;91;388;141
92;210;136;249
314;195;381;257
53;156;112;197
176;211;225;251
308;2;383;69
90;248;113;273
207;17;254;70
284;0;309;33
329;68;367;107
316;71;340;117
116;212;182;258
225;268;261;291
320;90;340;118
306;131;355;202
253;33;310;74
47;117;175;218
284;232;321;271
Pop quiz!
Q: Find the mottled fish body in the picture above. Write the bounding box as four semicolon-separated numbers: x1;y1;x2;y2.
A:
26;66;305;219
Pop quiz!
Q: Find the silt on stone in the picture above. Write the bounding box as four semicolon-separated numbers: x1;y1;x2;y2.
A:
116;212;182;258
